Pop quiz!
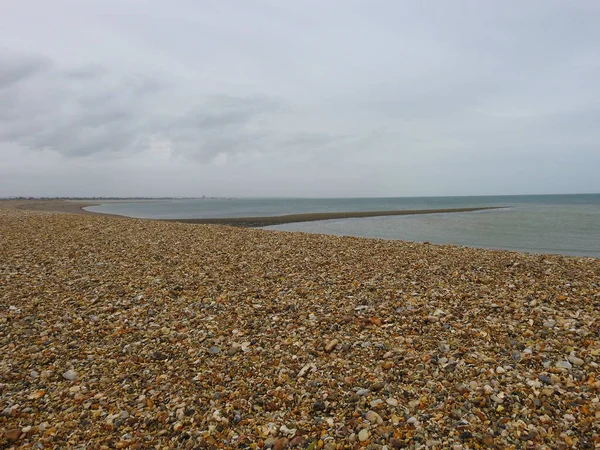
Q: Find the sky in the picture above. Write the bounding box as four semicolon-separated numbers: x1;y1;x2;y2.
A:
1;0;599;198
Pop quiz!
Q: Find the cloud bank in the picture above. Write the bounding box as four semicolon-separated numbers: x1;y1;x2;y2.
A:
1;0;599;197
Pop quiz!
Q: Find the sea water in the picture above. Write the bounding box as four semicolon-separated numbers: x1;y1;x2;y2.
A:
85;194;600;258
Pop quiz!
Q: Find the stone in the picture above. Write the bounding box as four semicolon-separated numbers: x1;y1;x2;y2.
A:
371;381;385;391
264;437;277;448
539;375;553;385
63;369;78;380
381;361;394;370
356;389;370;396
358;429;369;442
325;339;339;353
289;436;305;447
312;401;326;412
274;437;289;450
555;360;572;369
568;355;584;366
5;429;21;442
386;397;398;407
365;410;383;424
209;346;220;354
390;438;404;449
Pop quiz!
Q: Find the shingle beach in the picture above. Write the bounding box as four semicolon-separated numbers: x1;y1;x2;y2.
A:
1;207;599;449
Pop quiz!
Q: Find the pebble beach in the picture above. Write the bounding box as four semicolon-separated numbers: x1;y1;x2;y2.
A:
1;207;600;449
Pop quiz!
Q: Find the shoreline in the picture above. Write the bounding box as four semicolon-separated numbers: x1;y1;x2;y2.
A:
0;199;117;216
164;207;504;227
0;199;503;227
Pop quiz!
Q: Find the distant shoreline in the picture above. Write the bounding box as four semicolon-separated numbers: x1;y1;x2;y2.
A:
163;206;504;227
0;199;503;227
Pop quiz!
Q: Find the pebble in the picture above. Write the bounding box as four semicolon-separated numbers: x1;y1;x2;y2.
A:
289;436;305;447
324;339;339;352
567;355;584;366
358;429;370;442
274;437;289;450
5;429;21;442
365;410;383;424
2;206;599;449
381;361;394;370
370;381;385;391
390;438;403;449
63;370;78;380
312;400;326;411
555;360;572;369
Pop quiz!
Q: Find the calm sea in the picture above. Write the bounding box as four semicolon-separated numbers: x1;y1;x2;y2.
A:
85;194;600;258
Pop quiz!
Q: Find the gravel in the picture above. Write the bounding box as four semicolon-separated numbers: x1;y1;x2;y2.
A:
1;208;600;448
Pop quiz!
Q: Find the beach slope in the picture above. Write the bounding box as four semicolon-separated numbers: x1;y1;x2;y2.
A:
1;208;599;448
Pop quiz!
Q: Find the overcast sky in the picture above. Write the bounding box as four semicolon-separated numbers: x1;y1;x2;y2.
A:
1;0;599;197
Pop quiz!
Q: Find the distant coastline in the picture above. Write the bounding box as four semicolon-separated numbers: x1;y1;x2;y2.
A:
0;199;502;228
164;207;503;227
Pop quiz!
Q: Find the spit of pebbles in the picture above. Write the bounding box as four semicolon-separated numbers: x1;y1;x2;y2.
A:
1;208;600;449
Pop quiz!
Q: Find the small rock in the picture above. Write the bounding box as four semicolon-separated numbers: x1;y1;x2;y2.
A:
30;370;39;378
312;401;326;412
390;438;404;449
568;355;584;366
274;437;289;450
264;437;277;448
371;381;385;391
63;370;78;381
370;399;383;407
324;339;339;353
356;389;370;396
365;410;383;424
555;360;572;369
538;374;553;385
381;361;394;370
460;431;473;440
358;429;369;442
386;397;398;407
289;436;305;447
5;429;21;442
209;346;220;354
543;319;556;328
480;434;494;445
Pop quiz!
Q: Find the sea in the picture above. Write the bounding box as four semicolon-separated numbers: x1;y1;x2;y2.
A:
85;194;600;258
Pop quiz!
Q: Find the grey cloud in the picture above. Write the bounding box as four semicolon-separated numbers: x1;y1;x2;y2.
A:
0;51;51;89
0;53;330;162
62;64;107;80
1;0;600;196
